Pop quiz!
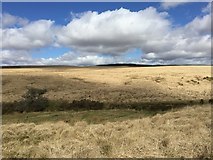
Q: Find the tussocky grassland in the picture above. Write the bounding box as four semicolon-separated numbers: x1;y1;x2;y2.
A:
2;66;212;158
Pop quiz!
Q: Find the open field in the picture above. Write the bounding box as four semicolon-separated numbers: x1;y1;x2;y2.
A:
2;104;211;158
1;66;212;158
2;66;211;103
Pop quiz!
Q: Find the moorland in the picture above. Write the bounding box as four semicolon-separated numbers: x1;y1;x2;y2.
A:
1;65;212;158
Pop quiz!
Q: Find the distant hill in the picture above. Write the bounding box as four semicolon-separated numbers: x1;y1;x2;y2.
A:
97;64;167;67
1;63;210;68
96;63;209;67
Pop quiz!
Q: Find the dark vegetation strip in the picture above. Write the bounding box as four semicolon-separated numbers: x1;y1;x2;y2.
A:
2;99;211;115
2;88;212;115
1;63;210;69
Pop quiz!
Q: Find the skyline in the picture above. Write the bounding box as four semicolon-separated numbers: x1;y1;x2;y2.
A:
1;2;211;66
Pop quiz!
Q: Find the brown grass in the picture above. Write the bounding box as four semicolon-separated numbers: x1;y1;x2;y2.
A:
2;104;211;158
2;66;211;158
2;66;211;103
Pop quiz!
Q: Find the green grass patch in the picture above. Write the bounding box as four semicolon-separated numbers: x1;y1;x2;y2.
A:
2;109;146;125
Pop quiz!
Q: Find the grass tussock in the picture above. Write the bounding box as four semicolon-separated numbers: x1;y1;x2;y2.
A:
2;105;211;158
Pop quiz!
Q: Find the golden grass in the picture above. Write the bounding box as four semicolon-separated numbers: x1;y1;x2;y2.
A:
2;66;211;103
2;66;212;158
2;104;211;158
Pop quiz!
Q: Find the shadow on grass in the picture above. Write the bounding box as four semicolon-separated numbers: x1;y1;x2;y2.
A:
2;98;211;115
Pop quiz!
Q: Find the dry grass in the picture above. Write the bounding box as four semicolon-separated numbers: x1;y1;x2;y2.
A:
2;66;211;103
2;66;212;158
2;104;211;158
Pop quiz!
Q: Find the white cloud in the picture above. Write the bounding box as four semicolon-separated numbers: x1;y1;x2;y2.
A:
0;50;40;65
161;2;187;10
161;1;211;10
56;7;210;64
39;51;115;66
2;19;55;50
1;13;29;28
1;18;56;66
141;13;211;64
202;2;211;13
57;7;171;55
184;14;210;35
1;6;211;66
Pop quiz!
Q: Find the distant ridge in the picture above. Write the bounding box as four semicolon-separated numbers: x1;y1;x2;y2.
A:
96;63;208;67
1;63;210;68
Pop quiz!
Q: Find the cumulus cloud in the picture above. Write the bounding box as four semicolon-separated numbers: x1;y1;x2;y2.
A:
1;6;211;66
1;50;40;65
1;18;56;66
161;2;187;10
39;51;115;66
141;13;211;63
1;13;29;28
184;14;211;35
55;7;210;64
56;7;171;55
2;19;55;50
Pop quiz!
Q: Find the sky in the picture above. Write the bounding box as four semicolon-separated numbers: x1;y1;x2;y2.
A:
1;2;211;66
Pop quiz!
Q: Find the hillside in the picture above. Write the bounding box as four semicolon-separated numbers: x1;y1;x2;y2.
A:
2;66;212;158
2;66;211;104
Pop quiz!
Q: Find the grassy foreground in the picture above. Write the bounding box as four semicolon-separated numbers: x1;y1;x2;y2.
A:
2;104;211;158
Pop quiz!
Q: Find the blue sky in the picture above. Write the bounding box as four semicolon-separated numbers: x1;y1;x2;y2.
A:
3;2;207;26
1;2;211;65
